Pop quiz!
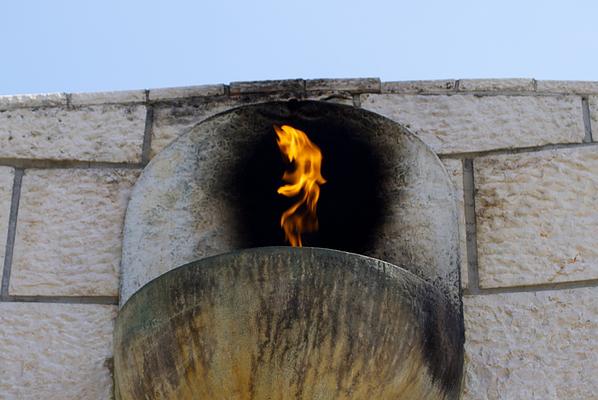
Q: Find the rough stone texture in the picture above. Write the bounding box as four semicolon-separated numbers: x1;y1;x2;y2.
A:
0;167;14;277
0;302;116;399
150;96;353;158
442;159;468;288
9;168;140;296
306;78;380;93
588;96;598;134
382;80;456;94
0;93;67;110
0;104;146;162
70;90;146;106
462;287;598;399
458;78;534;92
148;84;226;102
537;80;598;94
230;79;305;95
360;94;585;154
474;146;598;288
123;102;460;306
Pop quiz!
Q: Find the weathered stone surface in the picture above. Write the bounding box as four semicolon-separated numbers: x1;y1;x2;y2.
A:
361;94;585;154
588;96;598;133
10;168;140;296
306;78;380;93
474;147;598;288
70;89;146;106
0;93;67;110
442;159;468;288
458;78;534;92
230;79;305;95
382;80;456;94
537;80;598;94
148;84;226;102
0;105;146;162
116;248;463;400
0;167;14;277
150;96;352;158
0;302;116;399
462;287;598;399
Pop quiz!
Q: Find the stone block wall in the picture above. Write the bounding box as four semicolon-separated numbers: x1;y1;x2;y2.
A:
0;78;596;399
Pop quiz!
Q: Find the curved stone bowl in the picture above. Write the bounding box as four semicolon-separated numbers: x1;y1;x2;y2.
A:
114;247;463;400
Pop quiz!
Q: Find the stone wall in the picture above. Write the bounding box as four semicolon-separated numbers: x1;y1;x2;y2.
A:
0;78;596;399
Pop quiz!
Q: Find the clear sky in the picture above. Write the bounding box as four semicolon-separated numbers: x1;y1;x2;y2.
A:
2;0;598;95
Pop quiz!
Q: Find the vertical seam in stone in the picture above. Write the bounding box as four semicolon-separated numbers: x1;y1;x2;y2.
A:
463;159;480;293
65;93;73;110
141;105;154;165
454;79;460;92
1;168;24;298
352;94;362;108
582;96;593;143
532;78;538;91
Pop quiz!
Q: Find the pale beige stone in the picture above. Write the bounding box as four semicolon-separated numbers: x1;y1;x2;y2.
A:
537;80;598;94
0;302;116;400
148;84;226;102
0;93;66;110
0;104;146;162
361;94;585;154
442;159;468;288
70;89;146;106
462;287;598;399
10;168;140;296
475;146;598;288
458;78;534;92
0;167;14;277
382;80;456;93
588;96;598;131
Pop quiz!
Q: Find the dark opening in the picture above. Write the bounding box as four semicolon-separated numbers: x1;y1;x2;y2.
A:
231;103;385;254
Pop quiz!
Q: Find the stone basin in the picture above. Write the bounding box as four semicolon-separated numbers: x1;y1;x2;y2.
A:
114;247;463;399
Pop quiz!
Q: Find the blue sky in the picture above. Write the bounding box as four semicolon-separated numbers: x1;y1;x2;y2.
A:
1;0;597;95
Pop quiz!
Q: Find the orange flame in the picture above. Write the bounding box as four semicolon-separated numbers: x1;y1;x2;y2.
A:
274;124;326;247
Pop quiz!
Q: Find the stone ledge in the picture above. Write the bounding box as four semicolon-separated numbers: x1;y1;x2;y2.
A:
0;93;67;110
537;80;598;94
305;78;380;93
458;78;535;92
148;84;226;102
0;302;116;399
9;168;140;297
229;79;305;95
463;287;598;399
70;89;146;106
475;146;598;288
382;80;456;94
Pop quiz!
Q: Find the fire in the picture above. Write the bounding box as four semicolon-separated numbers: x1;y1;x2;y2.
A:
274;124;326;247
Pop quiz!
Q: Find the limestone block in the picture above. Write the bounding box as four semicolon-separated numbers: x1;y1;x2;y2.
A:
442;159;468;288
306;78;380;93
0;93;67;110
588;96;598;133
0;167;14;277
9;168;140;296
360;94;585;154
148;84;226;102
537;80;598;94
474;147;598;288
70;90;146;106
0;302;116;399
462;287;598;399
458;79;534;92
382;80;456;94
230;79;305;95
0;104;146;162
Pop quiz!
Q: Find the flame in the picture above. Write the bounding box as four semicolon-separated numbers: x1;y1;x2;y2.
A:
274;124;326;247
